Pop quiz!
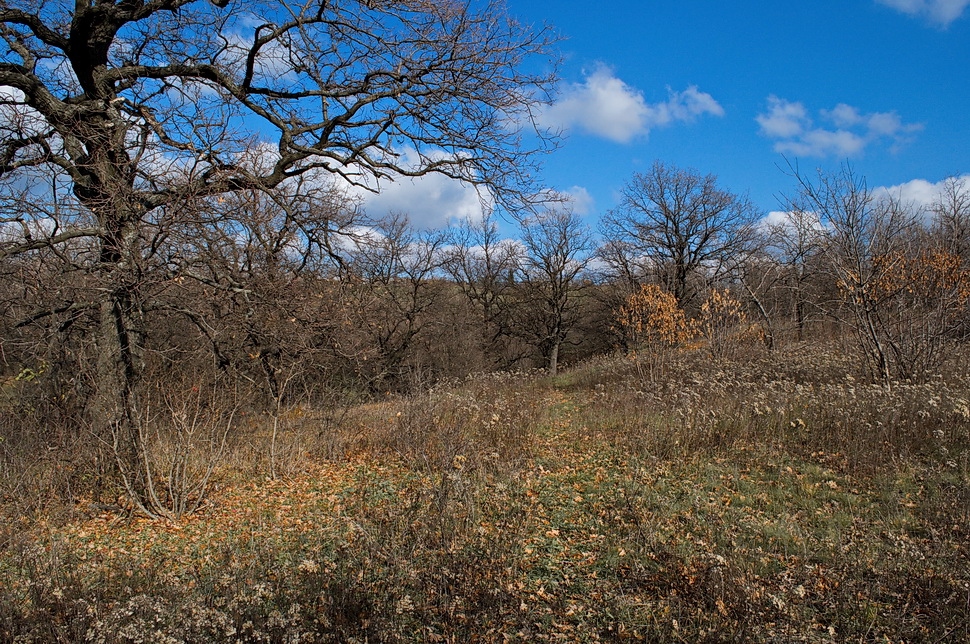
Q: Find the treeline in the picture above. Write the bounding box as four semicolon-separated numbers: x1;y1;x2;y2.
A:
1;193;598;411
2;161;970;516
2;162;969;410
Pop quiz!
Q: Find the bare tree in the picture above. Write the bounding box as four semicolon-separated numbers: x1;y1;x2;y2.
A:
761;208;826;340
600;161;759;308
786;165;919;381
442;212;522;368
516;206;593;376
344;215;445;392
932;175;970;262
734;253;779;351
0;0;557;515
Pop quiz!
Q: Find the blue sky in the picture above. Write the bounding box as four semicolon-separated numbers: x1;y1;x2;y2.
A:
488;0;970;224
4;1;966;234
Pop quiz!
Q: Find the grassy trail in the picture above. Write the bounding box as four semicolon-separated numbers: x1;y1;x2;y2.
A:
2;360;969;642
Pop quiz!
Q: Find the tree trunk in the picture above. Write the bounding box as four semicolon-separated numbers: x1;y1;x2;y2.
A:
548;339;559;376
94;286;150;512
90;201;153;513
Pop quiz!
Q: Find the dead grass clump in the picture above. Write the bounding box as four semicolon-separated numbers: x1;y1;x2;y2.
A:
570;343;970;479
352;370;545;478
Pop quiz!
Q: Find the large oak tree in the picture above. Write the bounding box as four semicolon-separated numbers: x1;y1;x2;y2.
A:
0;0;556;515
600;161;759;308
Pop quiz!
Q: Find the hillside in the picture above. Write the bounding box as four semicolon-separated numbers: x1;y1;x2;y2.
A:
2;345;969;642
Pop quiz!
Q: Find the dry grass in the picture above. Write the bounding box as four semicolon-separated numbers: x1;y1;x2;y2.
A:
2;346;969;642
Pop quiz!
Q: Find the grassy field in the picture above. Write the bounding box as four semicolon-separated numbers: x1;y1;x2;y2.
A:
2;344;969;642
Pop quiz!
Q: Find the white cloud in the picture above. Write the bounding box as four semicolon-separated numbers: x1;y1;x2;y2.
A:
876;0;970;26
757;96;922;158
761;210;799;229
563;186;594;215
654;85;726;124
759;209;826;235
875;178;941;208
360;172;487;229
537;66;647;143
349;148;490;229
756;97;809;138
232;145;489;231
761;211;786;226
793;129;868;157
872;174;970;210
218;143;487;231
822;104;863;129
536;65;723;143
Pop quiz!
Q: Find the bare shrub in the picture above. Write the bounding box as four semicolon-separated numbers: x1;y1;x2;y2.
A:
866;248;970;380
699;287;761;360
117;382;239;519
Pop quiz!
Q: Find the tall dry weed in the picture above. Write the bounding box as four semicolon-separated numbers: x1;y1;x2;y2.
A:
578;343;970;477
357;371;545;479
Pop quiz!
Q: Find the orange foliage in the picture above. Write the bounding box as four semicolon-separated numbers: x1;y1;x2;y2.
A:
870;250;970;305
615;284;696;378
616;284;696;351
